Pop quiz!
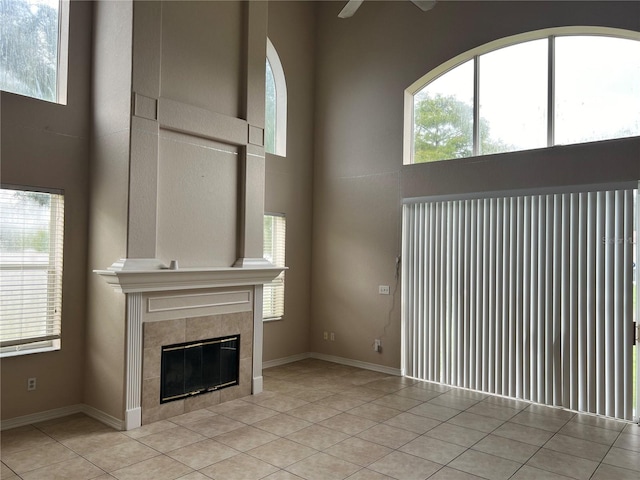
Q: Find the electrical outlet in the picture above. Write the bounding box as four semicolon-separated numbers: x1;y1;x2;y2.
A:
27;377;36;391
330;332;335;341
374;339;382;352
323;331;328;340
379;285;390;295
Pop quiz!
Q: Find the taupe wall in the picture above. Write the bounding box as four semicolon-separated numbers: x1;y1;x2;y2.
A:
311;1;640;369
84;0;133;419
160;1;244;119
0;1;92;420
262;1;316;362
153;0;245;267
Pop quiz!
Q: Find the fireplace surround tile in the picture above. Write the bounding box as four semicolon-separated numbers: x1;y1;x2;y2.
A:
142;377;161;407
144;318;186;348
184;390;222;413
141;387;185;425
185;312;251;348
141;312;253;425
142;347;161;381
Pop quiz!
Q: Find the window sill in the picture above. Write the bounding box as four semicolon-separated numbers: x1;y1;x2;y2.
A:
0;340;61;358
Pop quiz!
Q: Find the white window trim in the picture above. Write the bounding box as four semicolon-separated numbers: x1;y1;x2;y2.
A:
266;38;287;157
57;0;70;105
403;26;640;165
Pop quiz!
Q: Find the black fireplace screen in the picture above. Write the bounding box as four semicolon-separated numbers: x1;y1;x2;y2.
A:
160;335;240;403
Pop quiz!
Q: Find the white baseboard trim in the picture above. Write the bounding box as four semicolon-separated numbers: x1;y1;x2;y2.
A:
252;375;264;394
1;404;83;431
262;352;311;369
85;405;125;431
310;352;402;376
1;404;124;432
262;351;401;377
124;407;141;431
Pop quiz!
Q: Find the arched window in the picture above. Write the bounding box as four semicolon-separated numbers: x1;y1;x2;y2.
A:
404;27;640;164
265;38;287;156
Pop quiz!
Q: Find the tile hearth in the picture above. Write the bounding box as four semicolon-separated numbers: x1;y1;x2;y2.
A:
2;359;640;480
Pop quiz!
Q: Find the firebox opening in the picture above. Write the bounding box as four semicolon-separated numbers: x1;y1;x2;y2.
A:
160;335;240;403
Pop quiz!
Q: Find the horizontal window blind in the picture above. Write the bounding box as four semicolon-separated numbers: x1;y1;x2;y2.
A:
402;187;636;420
0;187;64;355
263;213;286;320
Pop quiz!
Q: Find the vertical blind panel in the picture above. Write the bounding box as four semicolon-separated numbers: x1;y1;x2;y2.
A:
0;188;64;349
403;188;635;420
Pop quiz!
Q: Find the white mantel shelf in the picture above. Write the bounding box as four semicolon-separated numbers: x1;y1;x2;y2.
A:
94;258;285;293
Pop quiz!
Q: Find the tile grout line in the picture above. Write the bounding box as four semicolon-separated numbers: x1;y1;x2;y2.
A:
4;361;639;480
505;411;576;480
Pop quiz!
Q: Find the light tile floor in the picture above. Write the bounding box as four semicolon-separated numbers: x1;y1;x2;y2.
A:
2;359;640;480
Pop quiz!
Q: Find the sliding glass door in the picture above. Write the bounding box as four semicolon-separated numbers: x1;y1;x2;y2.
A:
402;185;638;421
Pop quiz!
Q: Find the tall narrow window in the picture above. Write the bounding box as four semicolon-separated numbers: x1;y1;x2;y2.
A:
0;0;69;103
265;38;287;156
265;59;277;154
0;186;65;356
263;214;286;320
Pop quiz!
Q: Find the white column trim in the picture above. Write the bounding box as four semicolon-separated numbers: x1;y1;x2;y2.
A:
252;284;264;394
125;292;143;430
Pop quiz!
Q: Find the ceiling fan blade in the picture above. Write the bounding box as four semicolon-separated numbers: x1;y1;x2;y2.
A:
410;0;437;12
338;0;364;19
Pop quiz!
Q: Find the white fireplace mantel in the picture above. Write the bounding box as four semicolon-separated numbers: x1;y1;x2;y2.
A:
94;258;285;293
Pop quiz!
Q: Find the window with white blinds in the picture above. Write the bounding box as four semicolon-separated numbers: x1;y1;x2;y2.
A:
263;213;286;320
402;186;638;420
0;186;64;356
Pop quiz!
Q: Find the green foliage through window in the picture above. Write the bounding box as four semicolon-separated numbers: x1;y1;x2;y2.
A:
414;93;473;162
413;93;510;162
0;0;59;102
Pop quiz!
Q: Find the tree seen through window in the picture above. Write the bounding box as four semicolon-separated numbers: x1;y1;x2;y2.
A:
0;0;60;102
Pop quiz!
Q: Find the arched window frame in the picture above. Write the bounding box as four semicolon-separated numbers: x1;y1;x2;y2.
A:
403;26;640;165
266;38;287;157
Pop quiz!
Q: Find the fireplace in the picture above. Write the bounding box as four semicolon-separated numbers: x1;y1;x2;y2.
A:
95;260;285;430
161;335;240;403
